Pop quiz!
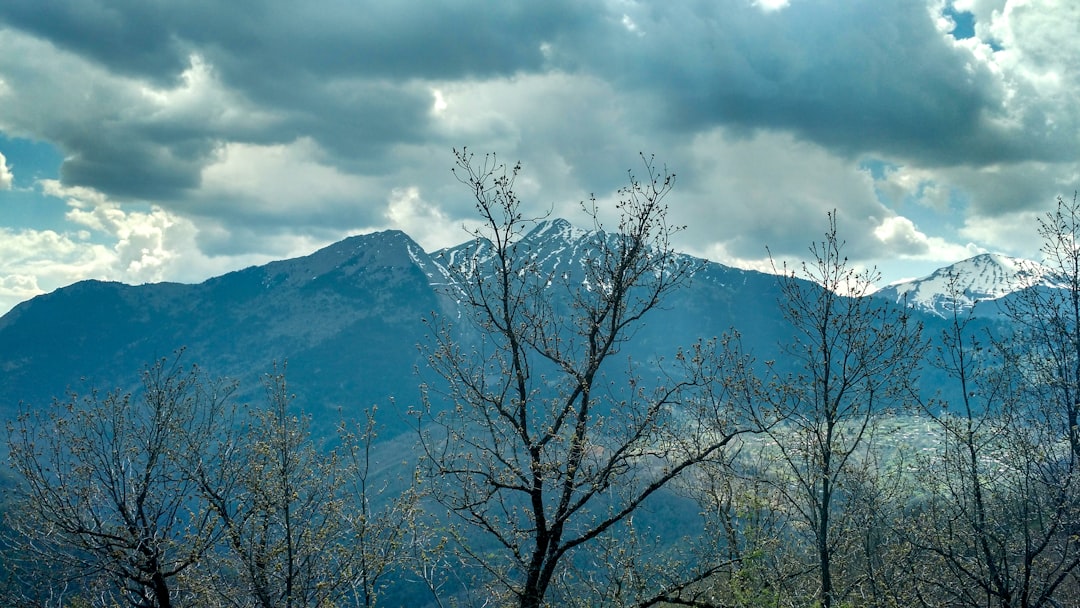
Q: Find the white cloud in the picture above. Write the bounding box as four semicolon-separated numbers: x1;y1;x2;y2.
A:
197;138;378;221
620;14;644;35
675;129;886;262
136;54;281;133
430;88;448;115
753;0;791;12
426;72;644;195
874;216;930;255
0;150;11;189
38;179;194;283
384;186;465;251
0;273;41;300
873;215;985;261
958;208;1044;259
659;129;1007;285
971;0;1080;155
0;180;329;315
0;227;112;315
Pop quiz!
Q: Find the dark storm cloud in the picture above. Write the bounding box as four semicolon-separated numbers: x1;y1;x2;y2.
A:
194;0;589;80
558;0;1018;167
58;136;207;200
0;0;1063;195
0;0;598;201
0;0;190;83
0;0;590;82
0;29;218;200
0;0;1029;192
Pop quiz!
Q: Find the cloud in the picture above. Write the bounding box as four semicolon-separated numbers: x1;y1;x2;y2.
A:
40;179;196;282
0;0;588;83
0;273;40;303
754;0;792;11
0;150;11;189
0;0;1079;310
1;1;1073;205
958;207;1045;259
0;180;332;315
875;165;954;212
875;216;931;256
0;227;111;315
0;0;1015;207
672;129;887;262
566;1;1011;162
873;214;985;261
425;72;649;199
0;0;587;185
384;186;464;250
0;30;259;200
0;0;1071;199
195;138;380;232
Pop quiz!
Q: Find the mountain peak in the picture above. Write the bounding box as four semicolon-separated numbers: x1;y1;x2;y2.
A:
877;252;1060;317
956;253;1047;284
315;229;419;265
522;218;592;244
229;229;428;292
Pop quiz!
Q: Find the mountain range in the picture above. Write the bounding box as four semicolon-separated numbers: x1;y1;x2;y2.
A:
0;219;1040;437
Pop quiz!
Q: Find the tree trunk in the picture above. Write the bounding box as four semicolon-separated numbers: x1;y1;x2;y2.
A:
151;570;172;608
819;475;832;608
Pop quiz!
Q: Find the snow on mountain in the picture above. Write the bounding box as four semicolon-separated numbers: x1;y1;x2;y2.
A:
429;218;702;295
430;219;595;282
876;253;1063;317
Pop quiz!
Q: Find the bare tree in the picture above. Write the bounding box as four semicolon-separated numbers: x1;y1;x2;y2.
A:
4;353;235;608
189;369;356;608
1006;194;1080;460
899;197;1080;608
182;368;422;608
337;406;424;608
416;149;764;608
5;354;421;608
650;438;799;608
760;212;925;608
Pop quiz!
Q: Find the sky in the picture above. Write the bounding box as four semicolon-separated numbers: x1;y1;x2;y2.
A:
0;0;1078;315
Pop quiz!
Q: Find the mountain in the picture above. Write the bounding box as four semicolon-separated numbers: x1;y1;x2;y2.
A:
0;229;447;435
0;219;807;435
874;253;1061;318
2;218;1022;436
